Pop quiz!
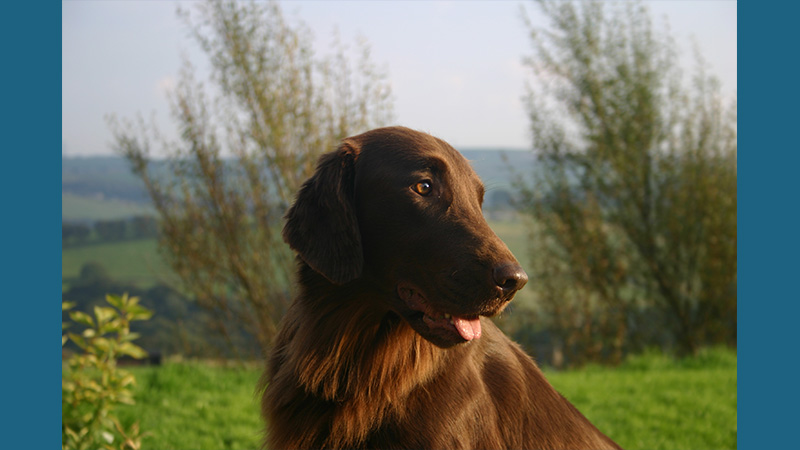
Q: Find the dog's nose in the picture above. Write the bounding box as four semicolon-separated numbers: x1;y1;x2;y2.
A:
493;263;528;294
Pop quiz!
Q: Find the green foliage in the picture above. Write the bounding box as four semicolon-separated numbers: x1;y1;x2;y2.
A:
517;0;737;364
62;294;153;450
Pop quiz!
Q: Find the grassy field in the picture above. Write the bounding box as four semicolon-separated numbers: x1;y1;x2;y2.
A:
118;361;264;449
546;348;737;450
62;238;172;288
117;348;736;450
62;192;154;222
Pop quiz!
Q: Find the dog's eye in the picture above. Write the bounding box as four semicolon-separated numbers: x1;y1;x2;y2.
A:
413;180;433;196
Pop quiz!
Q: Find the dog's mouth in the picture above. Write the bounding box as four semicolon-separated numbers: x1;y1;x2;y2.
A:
396;283;484;347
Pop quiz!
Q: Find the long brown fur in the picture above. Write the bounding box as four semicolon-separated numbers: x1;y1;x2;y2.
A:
261;127;621;450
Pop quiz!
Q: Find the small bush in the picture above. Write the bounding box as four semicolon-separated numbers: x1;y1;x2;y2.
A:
62;293;153;450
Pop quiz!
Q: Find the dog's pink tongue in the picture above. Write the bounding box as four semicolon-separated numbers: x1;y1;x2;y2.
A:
453;316;482;341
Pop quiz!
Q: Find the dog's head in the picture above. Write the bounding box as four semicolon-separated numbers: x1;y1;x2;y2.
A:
283;127;527;348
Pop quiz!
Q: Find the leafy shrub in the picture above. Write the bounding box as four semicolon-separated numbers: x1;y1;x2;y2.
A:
62;294;153;450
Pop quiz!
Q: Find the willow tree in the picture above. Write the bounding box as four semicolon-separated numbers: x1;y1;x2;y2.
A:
108;0;393;357
517;0;736;363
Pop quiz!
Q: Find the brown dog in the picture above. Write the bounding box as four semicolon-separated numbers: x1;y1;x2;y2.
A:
261;127;621;449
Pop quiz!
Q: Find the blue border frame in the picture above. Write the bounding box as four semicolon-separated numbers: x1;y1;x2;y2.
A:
738;1;796;449
4;1;60;447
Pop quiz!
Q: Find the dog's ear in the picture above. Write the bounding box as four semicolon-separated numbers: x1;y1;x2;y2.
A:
282;142;362;285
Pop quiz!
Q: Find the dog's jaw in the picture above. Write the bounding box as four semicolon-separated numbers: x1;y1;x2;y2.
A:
396;283;487;348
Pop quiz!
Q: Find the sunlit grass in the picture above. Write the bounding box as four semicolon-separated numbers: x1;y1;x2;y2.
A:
118;348;735;450
545;347;737;450
118;361;264;450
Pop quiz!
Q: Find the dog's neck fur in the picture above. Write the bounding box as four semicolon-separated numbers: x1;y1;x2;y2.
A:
286;280;447;404
263;262;619;450
264;263;462;447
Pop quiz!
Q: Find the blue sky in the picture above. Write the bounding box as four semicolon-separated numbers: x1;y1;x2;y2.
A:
62;0;737;156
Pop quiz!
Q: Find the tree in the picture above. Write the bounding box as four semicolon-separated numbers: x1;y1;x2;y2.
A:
62;222;92;245
78;262;112;286
130;216;158;239
95;219;128;242
516;0;736;363
108;0;393;357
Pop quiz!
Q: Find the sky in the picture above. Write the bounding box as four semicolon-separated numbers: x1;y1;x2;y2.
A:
62;0;737;156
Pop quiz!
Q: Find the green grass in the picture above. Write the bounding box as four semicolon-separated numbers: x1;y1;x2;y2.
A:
118;348;736;450
62;238;173;288
119;362;264;450
544;347;737;450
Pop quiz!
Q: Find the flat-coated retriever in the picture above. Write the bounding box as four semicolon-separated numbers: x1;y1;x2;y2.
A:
261;127;621;450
